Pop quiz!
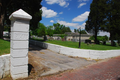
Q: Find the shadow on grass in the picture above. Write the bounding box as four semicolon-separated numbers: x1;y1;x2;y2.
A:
30;38;45;42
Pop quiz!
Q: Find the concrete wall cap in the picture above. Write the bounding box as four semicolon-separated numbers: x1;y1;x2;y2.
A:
9;9;32;20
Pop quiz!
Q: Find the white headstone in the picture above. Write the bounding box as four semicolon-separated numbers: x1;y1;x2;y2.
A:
9;9;32;79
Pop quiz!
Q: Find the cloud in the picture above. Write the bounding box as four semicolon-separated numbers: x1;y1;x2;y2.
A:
59;12;63;14
57;20;86;30
65;3;69;7
72;11;89;22
78;3;86;8
71;22;86;32
45;0;57;4
98;31;110;37
59;1;66;6
82;22;86;26
83;0;89;1
42;7;57;18
76;23;86;29
78;0;89;2
50;20;54;23
45;0;69;7
68;8;71;10
57;20;78;27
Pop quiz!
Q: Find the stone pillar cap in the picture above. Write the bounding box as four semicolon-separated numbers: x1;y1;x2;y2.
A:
9;9;32;20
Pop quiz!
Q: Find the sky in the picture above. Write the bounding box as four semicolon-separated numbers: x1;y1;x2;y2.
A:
40;0;93;32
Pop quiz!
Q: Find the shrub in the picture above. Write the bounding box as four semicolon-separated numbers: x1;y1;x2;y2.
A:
90;35;108;41
59;34;67;39
59;34;67;41
89;35;108;45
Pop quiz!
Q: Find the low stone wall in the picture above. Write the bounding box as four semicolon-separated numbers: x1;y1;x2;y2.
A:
30;40;120;59
0;54;10;79
30;40;48;49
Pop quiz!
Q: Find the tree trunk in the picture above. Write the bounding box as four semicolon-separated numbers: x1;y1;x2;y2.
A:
94;29;98;44
0;0;6;39
0;14;4;39
110;31;115;46
44;35;47;41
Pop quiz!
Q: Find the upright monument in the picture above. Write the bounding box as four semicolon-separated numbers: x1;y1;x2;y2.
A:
9;9;32;79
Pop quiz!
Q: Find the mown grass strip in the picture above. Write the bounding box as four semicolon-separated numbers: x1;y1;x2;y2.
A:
45;40;120;50
0;39;10;55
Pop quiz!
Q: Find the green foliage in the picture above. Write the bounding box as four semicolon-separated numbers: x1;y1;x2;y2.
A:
53;23;71;34
0;39;10;55
80;30;87;34
45;40;120;50
86;0;120;46
32;29;38;35
89;36;95;40
53;23;61;34
59;34;67;39
4;26;10;31
74;29;87;34
33;23;71;36
46;26;54;36
90;35;108;41
74;29;77;32
32;22;71;37
37;23;47;36
0;0;42;39
85;0;103;44
30;30;33;36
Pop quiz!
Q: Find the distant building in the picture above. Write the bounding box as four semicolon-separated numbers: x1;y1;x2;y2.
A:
53;32;92;42
3;31;9;36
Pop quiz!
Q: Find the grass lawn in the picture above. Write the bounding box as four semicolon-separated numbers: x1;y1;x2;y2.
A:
0;39;10;55
45;40;120;50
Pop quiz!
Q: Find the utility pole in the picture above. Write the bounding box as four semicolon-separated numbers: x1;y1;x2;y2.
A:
79;27;81;48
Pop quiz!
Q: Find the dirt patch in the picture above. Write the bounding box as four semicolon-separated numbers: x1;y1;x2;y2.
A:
1;52;49;80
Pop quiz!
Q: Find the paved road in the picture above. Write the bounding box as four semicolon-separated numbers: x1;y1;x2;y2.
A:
29;44;96;77
38;56;120;80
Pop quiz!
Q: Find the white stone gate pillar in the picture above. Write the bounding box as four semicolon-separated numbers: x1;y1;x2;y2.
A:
9;9;32;79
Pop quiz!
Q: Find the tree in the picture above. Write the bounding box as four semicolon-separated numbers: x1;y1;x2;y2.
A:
60;25;71;34
89;35;108;45
100;0;114;46
53;23;61;34
37;23;47;41
37;23;47;36
80;30;87;34
75;29;87;34
112;0;120;45
59;34;67;41
0;0;11;39
74;29;77;32
47;26;54;36
0;0;42;39
100;0;120;46
85;0;105;44
86;0;120;46
65;27;71;33
53;23;71;34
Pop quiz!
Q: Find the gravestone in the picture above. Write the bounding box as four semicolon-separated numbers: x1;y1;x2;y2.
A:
85;39;91;44
9;9;32;79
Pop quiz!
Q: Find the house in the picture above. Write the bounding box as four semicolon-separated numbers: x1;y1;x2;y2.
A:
64;32;92;42
53;32;92;42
